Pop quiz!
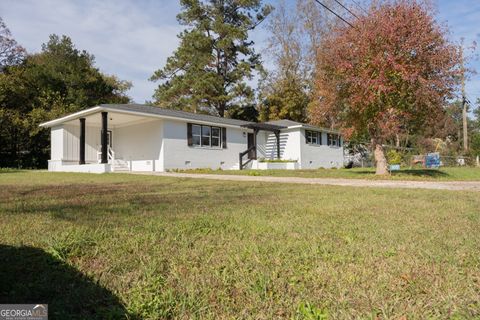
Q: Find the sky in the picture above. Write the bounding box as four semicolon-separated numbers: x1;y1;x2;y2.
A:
1;0;479;104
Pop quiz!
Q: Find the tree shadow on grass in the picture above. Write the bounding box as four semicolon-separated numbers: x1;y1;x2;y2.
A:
0;244;136;319
350;169;449;178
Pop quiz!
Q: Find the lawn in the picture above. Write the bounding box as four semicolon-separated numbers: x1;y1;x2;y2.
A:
0;171;479;319
177;166;480;181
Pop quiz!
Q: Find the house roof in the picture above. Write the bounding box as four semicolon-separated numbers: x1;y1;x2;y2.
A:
100;104;250;127
266;119;341;134
241;122;286;132
39;104;341;135
40;104;251;128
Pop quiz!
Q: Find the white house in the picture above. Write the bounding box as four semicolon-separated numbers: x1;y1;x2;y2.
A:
39;104;344;173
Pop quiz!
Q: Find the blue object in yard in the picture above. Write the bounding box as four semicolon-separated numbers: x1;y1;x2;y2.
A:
389;164;400;171
425;152;440;168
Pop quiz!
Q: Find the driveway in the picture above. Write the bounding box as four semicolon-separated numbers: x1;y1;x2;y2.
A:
126;172;480;191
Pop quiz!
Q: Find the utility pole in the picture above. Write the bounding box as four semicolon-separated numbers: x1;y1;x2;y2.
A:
460;46;468;152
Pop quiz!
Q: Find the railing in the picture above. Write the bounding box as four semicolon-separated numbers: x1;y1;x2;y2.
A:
239;146;256;170
96;146;115;171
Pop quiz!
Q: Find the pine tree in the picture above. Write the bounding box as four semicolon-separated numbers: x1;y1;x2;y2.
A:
151;0;272;117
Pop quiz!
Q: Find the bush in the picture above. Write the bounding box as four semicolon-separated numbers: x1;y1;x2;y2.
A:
387;150;402;165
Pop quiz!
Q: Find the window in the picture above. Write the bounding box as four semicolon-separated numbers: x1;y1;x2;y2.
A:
201;126;211;146
192;125;201;146
306;130;322;145
188;123;223;148
312;132;318;144
327;133;341;147
211;127;220;147
306;131;313;144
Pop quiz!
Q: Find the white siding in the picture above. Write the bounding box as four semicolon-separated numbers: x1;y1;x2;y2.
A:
261;129;301;161
113;120;163;171
256;128;343;168
50;126;63;160
162;119;248;170
256;131;267;159
62;124;100;162
300;130;343;169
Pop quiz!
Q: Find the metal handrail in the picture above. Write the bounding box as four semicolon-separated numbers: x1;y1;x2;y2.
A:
96;146;115;170
108;146;115;172
239;146;256;170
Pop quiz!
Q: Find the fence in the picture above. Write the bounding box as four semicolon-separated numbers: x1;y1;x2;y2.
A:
344;153;480;168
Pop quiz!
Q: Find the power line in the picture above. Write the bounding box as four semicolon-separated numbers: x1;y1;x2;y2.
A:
333;0;359;19
349;0;368;14
313;0;355;28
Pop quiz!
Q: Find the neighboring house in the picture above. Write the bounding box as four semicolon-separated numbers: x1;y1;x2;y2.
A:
39;104;344;173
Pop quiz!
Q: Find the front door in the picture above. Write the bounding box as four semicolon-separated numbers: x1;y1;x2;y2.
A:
107;130;113;148
101;130;113;148
247;133;255;159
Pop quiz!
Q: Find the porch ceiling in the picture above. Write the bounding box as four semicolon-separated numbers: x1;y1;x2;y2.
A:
64;111;153;128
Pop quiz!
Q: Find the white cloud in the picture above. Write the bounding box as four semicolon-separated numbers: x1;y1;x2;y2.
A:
0;0;183;103
2;0;479;105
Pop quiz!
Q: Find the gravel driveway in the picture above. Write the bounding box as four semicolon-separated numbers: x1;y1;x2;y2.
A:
127;172;480;191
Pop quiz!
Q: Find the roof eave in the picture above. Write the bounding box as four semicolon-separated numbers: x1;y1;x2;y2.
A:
39;105;250;129
102;107;250;129
287;124;342;135
39;106;104;128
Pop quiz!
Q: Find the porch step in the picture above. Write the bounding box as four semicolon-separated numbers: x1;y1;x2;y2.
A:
234;159;255;170
112;159;130;171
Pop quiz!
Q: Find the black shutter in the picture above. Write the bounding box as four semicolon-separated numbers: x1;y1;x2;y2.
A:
222;127;227;148
305;130;308;144
187;123;193;146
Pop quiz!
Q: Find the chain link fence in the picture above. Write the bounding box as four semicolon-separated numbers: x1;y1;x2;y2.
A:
344;151;480;168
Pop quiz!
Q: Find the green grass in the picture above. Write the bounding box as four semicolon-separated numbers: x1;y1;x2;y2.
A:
1;171;479;319
177;166;480;181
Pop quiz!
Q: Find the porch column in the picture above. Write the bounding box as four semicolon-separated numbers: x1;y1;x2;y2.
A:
101;112;108;164
275;130;280;159
253;128;258;160
79;118;86;164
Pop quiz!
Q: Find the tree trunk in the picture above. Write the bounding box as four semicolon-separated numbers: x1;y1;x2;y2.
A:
373;142;389;175
462;99;468;152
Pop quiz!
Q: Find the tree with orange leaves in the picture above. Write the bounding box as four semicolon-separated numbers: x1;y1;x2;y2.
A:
310;0;461;174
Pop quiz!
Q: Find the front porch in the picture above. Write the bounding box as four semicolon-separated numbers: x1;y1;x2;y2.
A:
238;123;287;170
47;110;162;173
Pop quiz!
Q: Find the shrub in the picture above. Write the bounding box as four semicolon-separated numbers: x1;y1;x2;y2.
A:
387;150;402;165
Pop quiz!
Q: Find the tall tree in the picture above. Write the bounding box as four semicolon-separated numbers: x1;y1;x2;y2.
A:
311;0;460;174
0;18;25;70
151;0;272;117
258;0;334;122
259;0;307;122
258;76;310;122
0;35;131;168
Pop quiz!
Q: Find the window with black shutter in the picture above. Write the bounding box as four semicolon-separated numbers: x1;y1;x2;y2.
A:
222;127;227;148
306;130;322;145
187;123;224;148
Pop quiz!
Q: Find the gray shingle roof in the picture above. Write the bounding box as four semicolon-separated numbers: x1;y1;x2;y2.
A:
266;119;303;127
266;119;341;134
100;104;251;127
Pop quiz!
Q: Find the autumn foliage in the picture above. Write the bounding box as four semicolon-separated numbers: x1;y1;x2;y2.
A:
311;0;461;174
